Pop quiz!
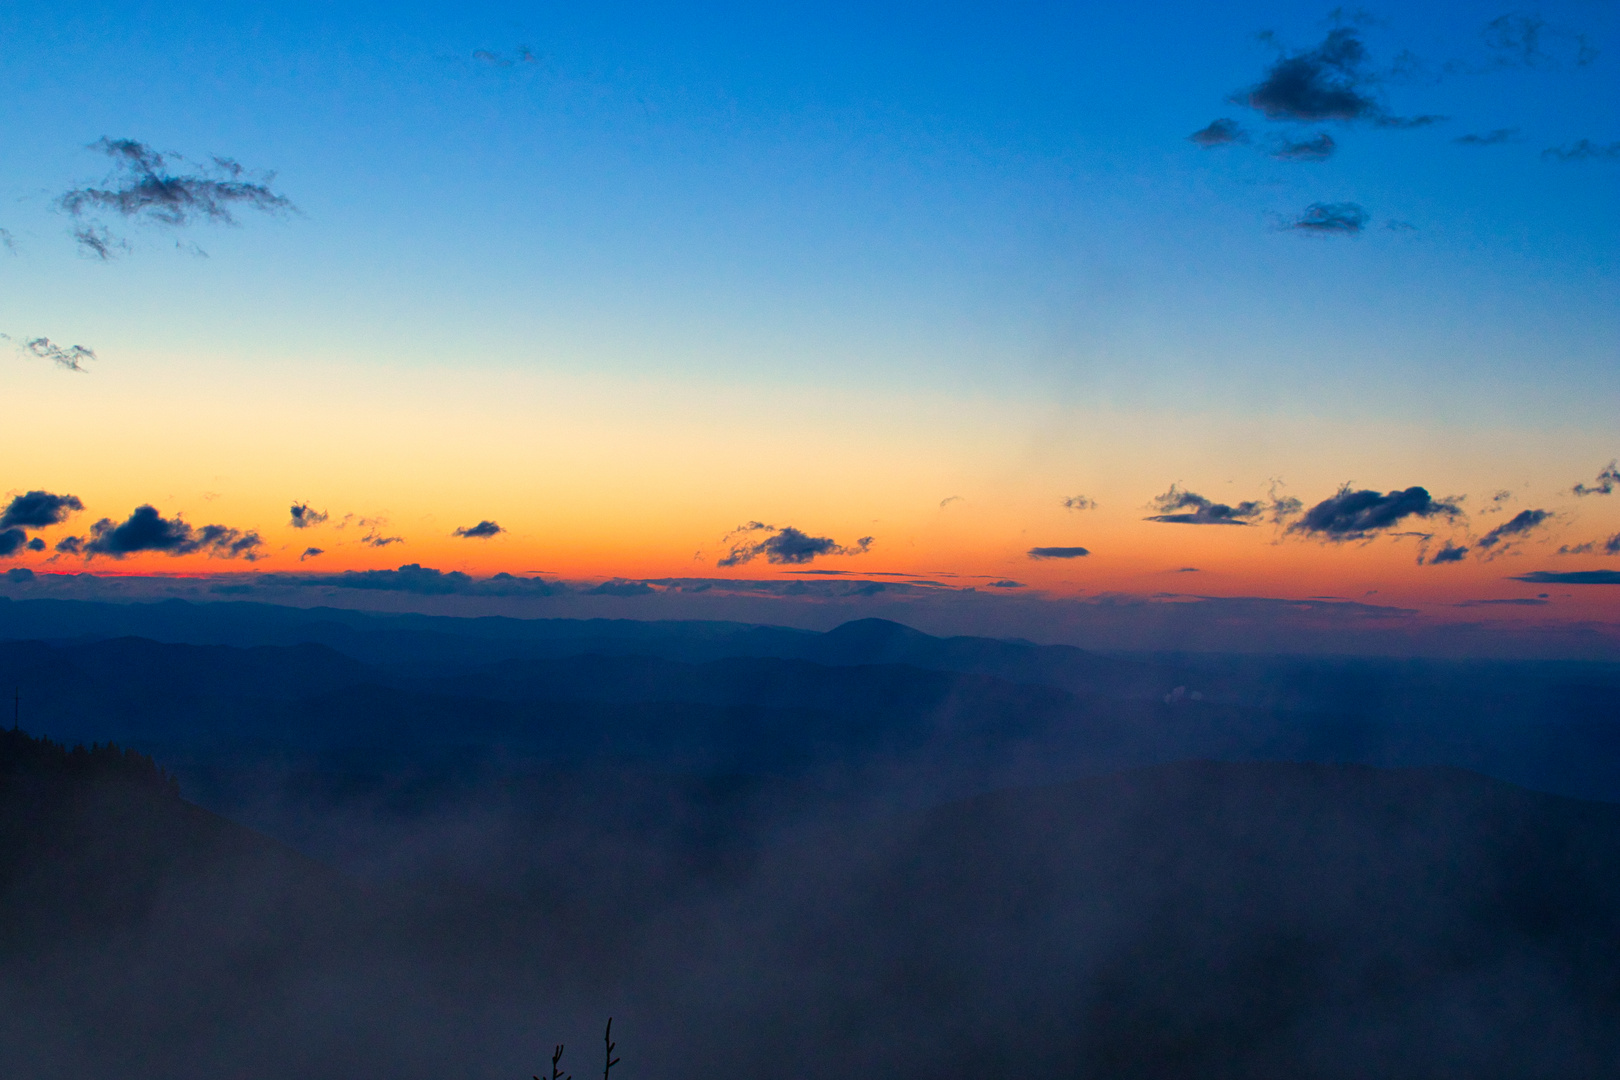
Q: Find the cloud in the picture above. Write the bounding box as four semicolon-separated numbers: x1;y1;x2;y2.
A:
1291;485;1462;540
54;536;82;555
1542;140;1620;162
71;225;126;260
1027;547;1090;559
1188;118;1248;147
473;46;538;67
288;503;328;528
1510;570;1620;585
987;580;1025;588
1145;485;1264;525
79;504;263;560
25;538;44;552
1455;597;1548;607
4;335;97;372
4;567;33;582
938;496;963;509
1572;462;1620;496
1457;13;1599;72
361;530;403;548
0;490;84;529
1477;508;1552;551
590;579;655;596
1061;495;1097;511
0;529;26;557
454;520;504;539
1286;201;1369;234
1453;128;1518;146
717;523;873;567
1272;132;1336;160
1425;541;1468;565
1560;533;1620;557
59;139;293;235
300;547;324;560
1237;27;1441;128
275;564;565;596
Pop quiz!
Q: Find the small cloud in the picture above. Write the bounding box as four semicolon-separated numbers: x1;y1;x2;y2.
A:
1383;220;1417;231
300;547;324;560
0;529;26;557
72;225;126;260
1561;533;1620;557
54;536;82;555
453;520;504;539
1145;485;1263;525
288;503;328;528
987;579;1026;588
1292;485;1462;540
26;538;44;552
939;495;964;509
1237;27;1441;128
1543;140;1620;163
0;491;84;529
1286;201;1369;234
1188;118;1248;147
274;563;564;596
1572;462;1620;497
1061;495;1097;511
1174;567;1200;573
4;567;34;582
1510;570;1620;585
59;138;293;235
4;335;97;372
1272;132;1336;161
1027;546;1090;559
717;522;872;567
1477;508;1551;552
1455;597;1548;607
79;504;263;560
1453;128;1518;146
473;46;539;67
590;579;655;596
1425;541;1468;565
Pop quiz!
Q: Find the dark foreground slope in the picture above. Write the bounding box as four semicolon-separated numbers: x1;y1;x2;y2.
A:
1;733;1617;1079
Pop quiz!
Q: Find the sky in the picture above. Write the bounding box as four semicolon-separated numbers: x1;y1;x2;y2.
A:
1;0;1617;651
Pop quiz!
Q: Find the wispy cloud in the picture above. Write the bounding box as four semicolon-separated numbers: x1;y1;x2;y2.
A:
1511;570;1620;585
472;46;539;67
1272;132;1336;161
1572;462;1620;497
1027;546;1089;559
1423;541;1468;565
938;496;963;509
717;522;873;567
3;334;97;372
453;520;505;539
1286;201;1369;234
987;579;1025;588
288;503;328;528
1145;485;1264;525
1453;128;1518;146
1061;495;1097;511
1542;140;1620;162
1477;508;1552;553
300;547;324;561
1291;485;1462;540
1188;118;1248;147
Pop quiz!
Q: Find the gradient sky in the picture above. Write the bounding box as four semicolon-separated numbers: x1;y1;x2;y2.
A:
1;1;1617;642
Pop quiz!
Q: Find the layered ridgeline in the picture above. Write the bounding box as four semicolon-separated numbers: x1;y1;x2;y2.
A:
2;728;1619;1077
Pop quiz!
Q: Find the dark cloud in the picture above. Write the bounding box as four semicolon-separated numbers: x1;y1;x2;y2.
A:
1238;28;1441;128
300;547;324;561
80;504;263;560
288;503;328;529
0;529;26;557
1272;132;1336;160
1477;508;1551;551
1291;485;1462;540
54;536;82;555
25;538;44;552
0;490;84;529
1572;462;1620;497
4;335;97;372
1453;128;1518;146
1455;596;1548;607
1286;201;1369;234
717;523;873;567
590;580;655;596
453;520;505;539
1027;547;1090;559
275;564;565;596
1145;485;1263;525
1459;13;1599;71
987;580;1025;588
1511;570;1620;585
1560;533;1620;557
361;531;404;548
1542;140;1620;162
1425;541;1469;565
4;567;33;582
1061;495;1097;511
1188;118;1248;147
58;139;293;240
